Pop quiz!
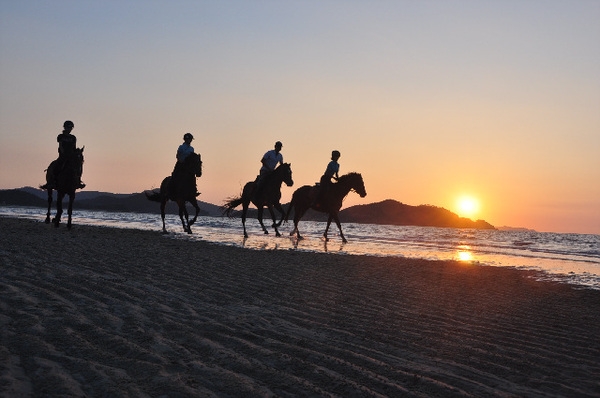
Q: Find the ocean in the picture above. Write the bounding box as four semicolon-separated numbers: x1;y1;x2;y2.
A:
2;205;599;290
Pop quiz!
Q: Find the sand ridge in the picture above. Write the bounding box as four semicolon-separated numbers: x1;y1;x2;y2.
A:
1;217;599;397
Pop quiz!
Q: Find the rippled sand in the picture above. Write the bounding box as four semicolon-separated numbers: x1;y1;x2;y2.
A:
1;216;599;397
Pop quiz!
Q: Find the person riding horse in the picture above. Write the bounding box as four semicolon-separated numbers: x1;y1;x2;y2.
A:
286;171;366;243
41;120;85;190
254;141;283;201
170;133;199;197
313;150;341;208
222;162;293;238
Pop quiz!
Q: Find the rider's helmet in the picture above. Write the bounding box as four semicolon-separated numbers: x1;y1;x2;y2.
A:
332;150;341;158
183;133;194;141
63;120;74;129
275;141;283;148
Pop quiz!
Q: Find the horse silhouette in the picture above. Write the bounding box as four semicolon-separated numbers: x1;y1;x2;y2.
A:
145;153;203;234
285;172;366;243
222;163;293;238
40;147;85;229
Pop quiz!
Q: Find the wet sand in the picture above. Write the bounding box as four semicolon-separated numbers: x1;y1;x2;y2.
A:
1;216;599;397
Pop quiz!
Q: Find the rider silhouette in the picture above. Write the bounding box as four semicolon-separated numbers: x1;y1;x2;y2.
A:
42;120;85;189
254;141;283;201
170;133;199;197
313;150;340;207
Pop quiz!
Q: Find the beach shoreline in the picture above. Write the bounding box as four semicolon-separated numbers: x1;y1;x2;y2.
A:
1;216;599;397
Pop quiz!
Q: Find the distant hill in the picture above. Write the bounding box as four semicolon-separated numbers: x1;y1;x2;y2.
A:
496;226;536;232
339;199;495;229
0;187;222;217
0;189;48;208
1;188;495;229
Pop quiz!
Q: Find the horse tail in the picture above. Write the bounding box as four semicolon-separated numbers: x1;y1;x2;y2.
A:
145;189;162;203
221;196;243;217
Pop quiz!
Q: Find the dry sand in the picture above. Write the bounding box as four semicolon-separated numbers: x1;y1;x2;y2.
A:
1;216;599;397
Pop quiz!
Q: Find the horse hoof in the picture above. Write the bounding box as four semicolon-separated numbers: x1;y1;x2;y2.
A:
276;232;281;237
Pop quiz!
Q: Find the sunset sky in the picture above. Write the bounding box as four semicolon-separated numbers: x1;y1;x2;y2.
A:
1;1;599;234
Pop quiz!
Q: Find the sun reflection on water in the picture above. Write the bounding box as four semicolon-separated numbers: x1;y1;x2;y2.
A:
457;251;473;262
456;246;474;262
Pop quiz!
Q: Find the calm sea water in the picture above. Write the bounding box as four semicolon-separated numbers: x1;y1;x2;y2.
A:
2;205;599;290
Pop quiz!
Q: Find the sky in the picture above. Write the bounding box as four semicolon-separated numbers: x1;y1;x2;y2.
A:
1;1;599;234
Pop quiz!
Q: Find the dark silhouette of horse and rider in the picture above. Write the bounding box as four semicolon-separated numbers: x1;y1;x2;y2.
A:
40;120;85;229
40;123;366;241
261;148;366;243
145;133;203;234
221;141;294;238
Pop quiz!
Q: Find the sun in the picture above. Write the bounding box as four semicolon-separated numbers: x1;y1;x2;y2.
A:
456;196;480;219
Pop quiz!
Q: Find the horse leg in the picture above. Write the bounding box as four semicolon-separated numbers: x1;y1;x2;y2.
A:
333;214;347;243
160;199;168;233
54;192;64;228
273;203;285;227
178;201;191;233
290;219;301;240
257;206;269;235
323;214;334;241
45;189;52;224
241;202;249;238
267;205;281;237
184;204;192;234
327;212;347;243
66;191;75;230
189;199;200;226
290;205;308;240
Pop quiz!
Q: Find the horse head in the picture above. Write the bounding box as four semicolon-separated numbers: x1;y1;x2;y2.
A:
344;172;367;197
73;146;84;164
276;163;294;187
184;153;203;177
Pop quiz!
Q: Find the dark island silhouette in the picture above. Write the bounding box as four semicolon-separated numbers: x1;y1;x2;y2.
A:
339;199;494;229
1;187;494;230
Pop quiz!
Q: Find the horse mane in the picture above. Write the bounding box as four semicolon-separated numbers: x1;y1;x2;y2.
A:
338;172;362;182
184;152;200;163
